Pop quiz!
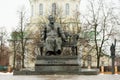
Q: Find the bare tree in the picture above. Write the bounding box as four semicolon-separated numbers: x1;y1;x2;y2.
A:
0;27;8;65
12;7;29;68
80;0;118;68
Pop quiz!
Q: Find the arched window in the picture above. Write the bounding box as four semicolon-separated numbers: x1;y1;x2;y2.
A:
52;3;56;15
39;3;43;15
76;5;78;11
66;3;69;15
31;5;33;16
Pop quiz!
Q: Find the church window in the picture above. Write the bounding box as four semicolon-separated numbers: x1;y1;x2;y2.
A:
39;3;43;15
66;3;69;15
31;5;33;16
52;3;56;15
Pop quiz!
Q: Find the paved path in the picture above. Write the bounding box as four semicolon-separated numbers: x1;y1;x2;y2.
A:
0;73;120;80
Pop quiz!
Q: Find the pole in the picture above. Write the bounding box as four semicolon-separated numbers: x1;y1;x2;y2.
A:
101;66;104;74
112;57;115;74
13;40;16;69
20;11;24;68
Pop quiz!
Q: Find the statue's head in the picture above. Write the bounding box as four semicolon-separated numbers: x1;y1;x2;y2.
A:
48;15;55;24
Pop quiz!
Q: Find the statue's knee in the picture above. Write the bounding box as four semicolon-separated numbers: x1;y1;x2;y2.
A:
46;51;56;56
56;50;61;55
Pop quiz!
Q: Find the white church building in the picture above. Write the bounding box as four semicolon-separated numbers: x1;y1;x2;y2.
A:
28;0;81;33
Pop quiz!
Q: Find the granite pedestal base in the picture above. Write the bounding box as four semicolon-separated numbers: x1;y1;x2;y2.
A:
35;56;80;74
14;56;99;75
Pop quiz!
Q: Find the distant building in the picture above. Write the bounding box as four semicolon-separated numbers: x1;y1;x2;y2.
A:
28;0;81;33
0;44;10;66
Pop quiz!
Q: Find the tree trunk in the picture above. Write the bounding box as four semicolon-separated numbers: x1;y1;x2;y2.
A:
13;40;16;69
97;55;100;68
21;43;24;68
21;11;25;68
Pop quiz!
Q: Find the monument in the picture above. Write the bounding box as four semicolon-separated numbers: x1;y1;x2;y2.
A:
35;15;80;74
42;15;66;56
35;15;99;75
14;15;99;75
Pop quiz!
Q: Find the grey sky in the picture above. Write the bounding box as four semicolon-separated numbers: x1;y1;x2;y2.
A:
0;0;119;33
0;0;30;33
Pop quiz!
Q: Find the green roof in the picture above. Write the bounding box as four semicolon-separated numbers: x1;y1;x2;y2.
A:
11;31;27;40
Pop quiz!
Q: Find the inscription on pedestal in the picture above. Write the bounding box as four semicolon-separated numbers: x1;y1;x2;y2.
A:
35;56;79;72
47;60;65;64
36;59;77;65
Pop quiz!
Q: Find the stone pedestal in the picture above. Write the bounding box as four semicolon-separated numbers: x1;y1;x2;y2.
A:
13;55;99;75
35;56;80;74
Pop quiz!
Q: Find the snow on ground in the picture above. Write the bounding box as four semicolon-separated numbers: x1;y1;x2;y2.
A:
0;72;13;75
0;72;120;80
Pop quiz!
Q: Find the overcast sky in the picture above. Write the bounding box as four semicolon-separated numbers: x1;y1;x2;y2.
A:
0;0;30;33
0;0;87;33
0;0;119;33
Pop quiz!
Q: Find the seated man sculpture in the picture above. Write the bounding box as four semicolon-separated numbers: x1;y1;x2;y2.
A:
43;15;66;56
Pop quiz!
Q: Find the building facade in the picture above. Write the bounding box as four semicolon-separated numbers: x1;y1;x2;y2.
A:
28;0;81;33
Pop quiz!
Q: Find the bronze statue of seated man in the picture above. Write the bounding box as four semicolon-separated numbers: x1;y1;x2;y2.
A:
42;15;66;56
